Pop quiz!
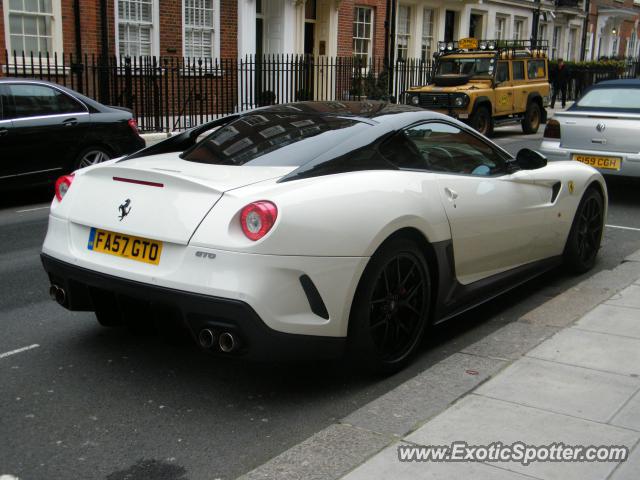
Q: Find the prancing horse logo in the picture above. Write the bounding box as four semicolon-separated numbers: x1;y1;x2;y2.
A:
118;199;132;221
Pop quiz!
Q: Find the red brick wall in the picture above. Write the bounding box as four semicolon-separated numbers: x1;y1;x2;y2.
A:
219;0;237;58
588;0;640;58
338;0;387;58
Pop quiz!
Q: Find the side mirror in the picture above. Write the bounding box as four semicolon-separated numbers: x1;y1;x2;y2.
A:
515;148;547;170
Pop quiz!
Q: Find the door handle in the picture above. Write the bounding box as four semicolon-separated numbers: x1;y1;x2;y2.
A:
444;187;458;200
63;118;78;127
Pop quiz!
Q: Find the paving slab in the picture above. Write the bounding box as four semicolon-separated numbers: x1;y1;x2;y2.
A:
521;261;640;329
527;328;640;376
461;321;558;361
475;357;640;423
341;442;538;480
405;395;639;480
612;391;640;432
238;423;392;480
609;444;640;480
605;285;640;310
342;353;506;437
575;304;640;339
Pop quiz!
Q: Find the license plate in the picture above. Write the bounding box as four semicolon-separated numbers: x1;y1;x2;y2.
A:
87;228;163;265
572;154;621;171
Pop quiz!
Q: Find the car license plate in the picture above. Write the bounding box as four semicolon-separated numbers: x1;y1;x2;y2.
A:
572;154;621;170
87;228;162;265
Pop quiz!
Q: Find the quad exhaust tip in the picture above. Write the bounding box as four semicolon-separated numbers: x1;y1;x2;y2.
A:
198;328;216;349
219;332;238;353
49;284;66;306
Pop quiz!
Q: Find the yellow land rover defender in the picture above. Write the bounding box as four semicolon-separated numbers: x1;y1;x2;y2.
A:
406;39;550;137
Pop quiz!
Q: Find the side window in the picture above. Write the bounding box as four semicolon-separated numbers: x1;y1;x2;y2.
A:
527;59;546;80
512;61;525;81
6;84;85;119
384;122;508;176
496;62;509;83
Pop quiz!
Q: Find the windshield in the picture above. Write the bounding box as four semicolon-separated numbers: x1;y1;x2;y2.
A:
576;88;640;111
182;113;366;166
436;57;494;77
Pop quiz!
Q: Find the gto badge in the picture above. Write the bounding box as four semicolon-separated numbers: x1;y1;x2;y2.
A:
596;123;606;133
195;251;216;260
568;181;575;194
118;199;132;221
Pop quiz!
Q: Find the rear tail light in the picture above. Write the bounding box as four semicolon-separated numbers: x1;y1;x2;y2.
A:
54;174;74;202
240;201;278;241
128;118;140;135
543;119;561;139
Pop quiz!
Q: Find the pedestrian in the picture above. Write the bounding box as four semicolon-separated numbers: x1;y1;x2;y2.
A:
551;58;569;109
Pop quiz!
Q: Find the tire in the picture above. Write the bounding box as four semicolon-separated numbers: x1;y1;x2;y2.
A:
522;102;542;134
563;187;604;274
470;106;493;137
348;236;431;374
74;146;112;170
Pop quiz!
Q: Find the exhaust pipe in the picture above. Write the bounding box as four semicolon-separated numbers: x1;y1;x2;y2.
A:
219;332;239;353
49;284;66;306
198;329;216;349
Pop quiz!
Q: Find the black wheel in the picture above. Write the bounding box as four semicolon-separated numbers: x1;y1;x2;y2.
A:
95;310;123;327
348;237;431;374
522;102;541;134
564;188;604;274
470;106;493;137
75;146;111;169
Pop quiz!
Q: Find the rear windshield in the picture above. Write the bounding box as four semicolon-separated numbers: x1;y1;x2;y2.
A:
576;88;640;110
182;113;366;167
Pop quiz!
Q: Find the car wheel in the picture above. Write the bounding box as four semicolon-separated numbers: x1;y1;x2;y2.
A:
75;147;111;169
522;102;541;134
564;187;604;274
348;236;431;374
471;106;493;137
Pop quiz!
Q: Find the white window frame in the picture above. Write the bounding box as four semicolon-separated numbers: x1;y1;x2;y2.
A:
495;15;508;41
585;31;593;60
627;30;637;58
182;0;220;59
3;0;63;59
114;0;160;59
396;4;411;61
353;5;374;65
421;7;435;63
552;26;562;59
513;17;526;42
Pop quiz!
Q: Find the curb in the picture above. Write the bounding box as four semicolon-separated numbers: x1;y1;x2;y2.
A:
238;250;640;480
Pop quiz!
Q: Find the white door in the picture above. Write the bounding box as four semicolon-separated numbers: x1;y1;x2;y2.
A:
391;121;553;285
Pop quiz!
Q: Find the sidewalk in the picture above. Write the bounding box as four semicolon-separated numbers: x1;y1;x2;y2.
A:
240;250;640;480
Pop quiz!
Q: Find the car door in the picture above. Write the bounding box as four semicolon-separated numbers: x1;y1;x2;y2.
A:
392;121;554;285
511;60;528;114
0;86;13;183
494;61;513;115
2;82;90;185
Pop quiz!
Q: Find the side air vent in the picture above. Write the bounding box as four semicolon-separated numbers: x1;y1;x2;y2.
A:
299;275;329;320
551;182;561;203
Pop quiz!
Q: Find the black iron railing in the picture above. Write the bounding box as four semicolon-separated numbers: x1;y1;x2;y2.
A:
2;51;432;132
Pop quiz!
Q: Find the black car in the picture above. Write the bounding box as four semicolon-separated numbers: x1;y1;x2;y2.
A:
0;79;145;190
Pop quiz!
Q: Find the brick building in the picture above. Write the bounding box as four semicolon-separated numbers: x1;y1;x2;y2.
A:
585;0;640;59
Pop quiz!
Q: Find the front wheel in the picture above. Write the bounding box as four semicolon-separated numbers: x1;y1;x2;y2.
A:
564;188;604;274
522;102;541;134
470;106;493;137
348;237;431;374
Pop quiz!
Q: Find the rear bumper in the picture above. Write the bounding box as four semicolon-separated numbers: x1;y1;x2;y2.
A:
540;140;640;178
41;253;346;361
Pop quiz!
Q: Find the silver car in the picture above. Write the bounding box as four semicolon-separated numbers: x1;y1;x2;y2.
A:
540;79;640;178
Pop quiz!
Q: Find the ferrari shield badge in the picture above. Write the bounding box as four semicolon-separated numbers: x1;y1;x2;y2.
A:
568;181;575;194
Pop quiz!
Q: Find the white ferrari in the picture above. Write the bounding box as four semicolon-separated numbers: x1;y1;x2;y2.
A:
42;102;607;373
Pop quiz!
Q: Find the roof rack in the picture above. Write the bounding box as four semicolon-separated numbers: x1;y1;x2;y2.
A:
436;39;549;56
